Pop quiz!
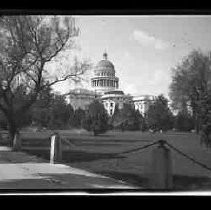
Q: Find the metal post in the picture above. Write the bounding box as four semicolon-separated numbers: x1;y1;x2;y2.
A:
50;132;62;164
150;140;173;190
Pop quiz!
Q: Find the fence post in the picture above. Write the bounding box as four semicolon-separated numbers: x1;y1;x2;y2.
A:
13;132;22;151
150;140;173;190
50;132;62;164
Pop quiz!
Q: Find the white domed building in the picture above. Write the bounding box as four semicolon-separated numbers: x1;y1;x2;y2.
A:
67;52;155;116
91;52;133;116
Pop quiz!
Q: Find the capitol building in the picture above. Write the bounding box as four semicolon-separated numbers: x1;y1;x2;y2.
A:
67;52;156;116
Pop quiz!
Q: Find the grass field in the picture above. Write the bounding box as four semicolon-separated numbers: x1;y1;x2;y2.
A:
2;129;211;190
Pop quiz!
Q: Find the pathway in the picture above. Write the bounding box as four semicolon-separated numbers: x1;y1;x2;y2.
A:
0;146;134;190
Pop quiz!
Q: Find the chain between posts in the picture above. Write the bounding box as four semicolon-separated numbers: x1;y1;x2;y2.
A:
60;136;211;173
164;141;211;172
115;139;211;173
117;141;160;155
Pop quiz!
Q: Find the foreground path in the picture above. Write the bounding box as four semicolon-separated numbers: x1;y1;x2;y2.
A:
0;146;134;190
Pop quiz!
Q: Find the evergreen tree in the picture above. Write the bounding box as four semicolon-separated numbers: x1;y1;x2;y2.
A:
111;103;144;131
31;88;75;130
146;95;174;131
200;92;211;147
48;95;73;129
82;100;109;136
72;108;86;128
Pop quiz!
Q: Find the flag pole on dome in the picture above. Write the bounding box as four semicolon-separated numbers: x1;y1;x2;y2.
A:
103;49;108;60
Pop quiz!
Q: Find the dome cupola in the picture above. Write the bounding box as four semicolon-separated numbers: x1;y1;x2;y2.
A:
95;52;115;76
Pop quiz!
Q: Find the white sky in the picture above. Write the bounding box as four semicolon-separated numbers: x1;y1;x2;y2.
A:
52;15;211;98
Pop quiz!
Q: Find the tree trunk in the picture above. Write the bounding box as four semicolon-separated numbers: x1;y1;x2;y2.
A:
194;114;200;134
8;120;21;150
200;93;211;147
93;130;97;136
8;124;16;147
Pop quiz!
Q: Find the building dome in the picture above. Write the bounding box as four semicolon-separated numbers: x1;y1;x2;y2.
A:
91;52;119;95
95;52;115;75
96;59;115;69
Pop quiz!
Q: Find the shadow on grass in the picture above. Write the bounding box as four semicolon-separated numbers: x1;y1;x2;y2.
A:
24;149;126;163
0;171;210;191
96;171;211;190
173;175;211;190
97;170;149;188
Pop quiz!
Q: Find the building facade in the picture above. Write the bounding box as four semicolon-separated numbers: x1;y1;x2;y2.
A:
67;88;96;110
133;95;156;116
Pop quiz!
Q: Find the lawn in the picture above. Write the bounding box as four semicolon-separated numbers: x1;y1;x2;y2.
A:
2;129;211;190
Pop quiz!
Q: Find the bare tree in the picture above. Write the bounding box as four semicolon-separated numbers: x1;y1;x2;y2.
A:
0;16;89;148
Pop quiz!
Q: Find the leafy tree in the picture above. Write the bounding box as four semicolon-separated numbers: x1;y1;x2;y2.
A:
0;16;89;147
82;100;109;136
146;94;174;131
30;84;54;128
31;87;75;130
169;50;211;133
174;111;195;131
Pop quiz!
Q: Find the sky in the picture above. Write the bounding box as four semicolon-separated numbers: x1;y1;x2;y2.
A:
52;15;211;98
